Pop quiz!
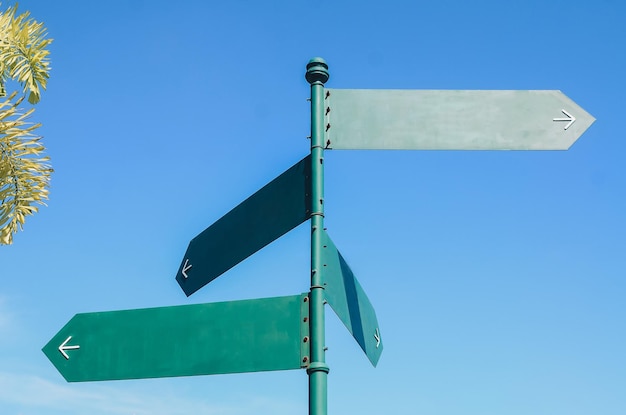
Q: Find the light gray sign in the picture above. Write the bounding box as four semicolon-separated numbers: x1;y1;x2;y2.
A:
324;89;595;150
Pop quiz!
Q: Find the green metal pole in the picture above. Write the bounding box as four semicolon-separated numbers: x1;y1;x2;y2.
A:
305;57;329;415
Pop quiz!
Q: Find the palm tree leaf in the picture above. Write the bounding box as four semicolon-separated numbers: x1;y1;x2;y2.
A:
0;93;51;244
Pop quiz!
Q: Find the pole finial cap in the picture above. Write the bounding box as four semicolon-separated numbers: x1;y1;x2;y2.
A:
305;57;329;85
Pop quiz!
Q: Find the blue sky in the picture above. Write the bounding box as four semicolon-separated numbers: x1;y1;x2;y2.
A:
1;0;624;414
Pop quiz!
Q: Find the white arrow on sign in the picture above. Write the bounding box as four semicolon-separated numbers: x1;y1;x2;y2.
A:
181;259;192;279
59;336;80;360
553;109;576;130
374;328;381;349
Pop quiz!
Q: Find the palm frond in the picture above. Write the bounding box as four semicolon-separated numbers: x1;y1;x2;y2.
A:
0;92;52;244
0;4;52;104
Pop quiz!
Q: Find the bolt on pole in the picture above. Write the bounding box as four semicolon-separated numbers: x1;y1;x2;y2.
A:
305;57;330;415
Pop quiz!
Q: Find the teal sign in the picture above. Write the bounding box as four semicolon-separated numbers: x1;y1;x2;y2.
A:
320;231;383;367
324;89;595;150
176;156;311;296
43;294;309;382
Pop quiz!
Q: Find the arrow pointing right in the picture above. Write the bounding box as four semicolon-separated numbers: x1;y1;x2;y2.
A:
553;109;576;130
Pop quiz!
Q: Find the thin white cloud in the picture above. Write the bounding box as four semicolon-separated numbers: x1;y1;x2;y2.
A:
0;371;301;415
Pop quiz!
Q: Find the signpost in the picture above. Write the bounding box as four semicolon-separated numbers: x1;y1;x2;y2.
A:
306;59;330;415
44;58;595;415
43;294;309;382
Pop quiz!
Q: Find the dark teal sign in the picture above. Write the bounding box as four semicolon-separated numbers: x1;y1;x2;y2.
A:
176;156;311;296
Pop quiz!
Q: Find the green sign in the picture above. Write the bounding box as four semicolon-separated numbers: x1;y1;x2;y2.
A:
324;89;595;150
176;156;311;296
43;294;310;382
320;231;382;367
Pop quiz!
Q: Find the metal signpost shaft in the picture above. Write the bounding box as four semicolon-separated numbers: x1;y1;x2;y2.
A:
306;58;330;415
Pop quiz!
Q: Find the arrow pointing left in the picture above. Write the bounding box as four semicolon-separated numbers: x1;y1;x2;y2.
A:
58;336;80;360
181;259;192;279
